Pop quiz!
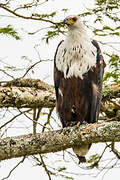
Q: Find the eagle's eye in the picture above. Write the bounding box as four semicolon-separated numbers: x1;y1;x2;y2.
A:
72;17;77;22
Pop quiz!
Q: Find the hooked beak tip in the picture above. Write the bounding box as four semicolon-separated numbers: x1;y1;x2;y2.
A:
63;18;68;24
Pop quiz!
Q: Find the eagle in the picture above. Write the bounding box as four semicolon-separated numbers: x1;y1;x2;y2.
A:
54;15;105;163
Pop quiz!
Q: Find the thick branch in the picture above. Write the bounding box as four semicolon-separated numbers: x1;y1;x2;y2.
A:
0;78;119;110
1;78;54;91
0;121;120;161
0;86;55;108
102;84;120;101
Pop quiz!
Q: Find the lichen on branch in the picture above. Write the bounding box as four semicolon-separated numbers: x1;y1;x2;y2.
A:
0;121;120;161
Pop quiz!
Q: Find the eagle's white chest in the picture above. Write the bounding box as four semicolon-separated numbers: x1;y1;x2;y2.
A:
56;33;97;79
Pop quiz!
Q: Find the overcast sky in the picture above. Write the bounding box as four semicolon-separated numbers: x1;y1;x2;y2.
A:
0;0;119;180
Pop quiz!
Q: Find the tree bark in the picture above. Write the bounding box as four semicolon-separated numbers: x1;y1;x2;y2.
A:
0;78;119;110
0;86;55;108
0;121;120;161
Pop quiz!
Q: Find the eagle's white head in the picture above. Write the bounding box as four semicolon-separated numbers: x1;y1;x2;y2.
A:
64;15;79;26
63;15;86;33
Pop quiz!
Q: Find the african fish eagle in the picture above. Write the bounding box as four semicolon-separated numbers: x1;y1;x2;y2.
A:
54;15;105;163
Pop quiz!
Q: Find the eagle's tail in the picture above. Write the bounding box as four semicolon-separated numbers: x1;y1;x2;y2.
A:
76;155;86;163
73;144;91;163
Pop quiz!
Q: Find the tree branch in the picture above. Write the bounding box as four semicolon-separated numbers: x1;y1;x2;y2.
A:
0;78;119;111
0;4;60;25
1;78;54;91
0;121;120;161
0;85;55;108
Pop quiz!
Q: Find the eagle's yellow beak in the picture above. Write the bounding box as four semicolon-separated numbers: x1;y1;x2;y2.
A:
63;18;75;25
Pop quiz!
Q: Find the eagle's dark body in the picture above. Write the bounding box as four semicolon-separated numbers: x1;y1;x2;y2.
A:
54;40;105;127
54;15;105;163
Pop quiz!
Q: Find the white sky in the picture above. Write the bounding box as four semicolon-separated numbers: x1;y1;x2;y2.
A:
0;0;119;180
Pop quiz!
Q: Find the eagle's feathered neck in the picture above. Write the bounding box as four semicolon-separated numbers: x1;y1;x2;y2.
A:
66;22;90;43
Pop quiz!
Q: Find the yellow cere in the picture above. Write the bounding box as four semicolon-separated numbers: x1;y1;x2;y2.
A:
67;18;75;25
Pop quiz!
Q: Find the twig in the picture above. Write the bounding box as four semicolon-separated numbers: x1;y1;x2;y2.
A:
18;109;51;131
0;69;14;79
22;60;41;78
33;108;42;134
0;109;31;130
40;155;52;180
101;158;119;180
28;27;50;35
42;107;54;132
1;156;25;180
88;143;108;168
98;41;120;52
14;0;48;12
111;142;120;159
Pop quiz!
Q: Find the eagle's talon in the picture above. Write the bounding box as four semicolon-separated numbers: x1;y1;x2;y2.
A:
77;122;81;126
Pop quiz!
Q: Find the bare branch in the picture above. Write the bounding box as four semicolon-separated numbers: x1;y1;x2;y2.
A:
42;107;54;132
0;4;60;25
14;0;48;12
111;142;120;159
1;78;54;91
40;155;52;180
1;156;25;180
0;109;31;130
22;60;41;78
0;69;14;79
33;108;42;134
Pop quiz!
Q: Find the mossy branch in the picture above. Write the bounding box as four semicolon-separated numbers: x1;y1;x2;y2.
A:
0;121;120;161
0;78;119;111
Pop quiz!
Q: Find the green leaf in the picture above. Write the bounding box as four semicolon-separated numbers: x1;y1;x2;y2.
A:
96;0;107;6
42;28;66;44
79;12;92;17
104;53;120;84
103;26;114;31
0;25;20;40
110;32;120;36
93;29;108;36
58;167;67;172
62;8;68;12
32;12;56;18
87;154;100;163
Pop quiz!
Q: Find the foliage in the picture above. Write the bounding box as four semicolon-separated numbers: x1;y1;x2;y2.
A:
80;0;120;30
87;154;101;168
93;26;120;37
104;53;120;84
78;0;120;84
32;12;57;18
87;154;100;163
0;25;20;40
42;23;66;43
